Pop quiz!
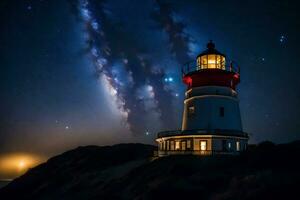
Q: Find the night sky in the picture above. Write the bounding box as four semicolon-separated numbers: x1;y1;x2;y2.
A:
1;0;300;164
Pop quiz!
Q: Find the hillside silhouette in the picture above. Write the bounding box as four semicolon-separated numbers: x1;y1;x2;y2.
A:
0;142;299;200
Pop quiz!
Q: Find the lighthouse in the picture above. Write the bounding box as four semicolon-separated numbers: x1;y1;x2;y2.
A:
156;41;248;156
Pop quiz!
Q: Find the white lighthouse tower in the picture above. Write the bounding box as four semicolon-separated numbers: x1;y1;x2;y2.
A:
156;41;248;156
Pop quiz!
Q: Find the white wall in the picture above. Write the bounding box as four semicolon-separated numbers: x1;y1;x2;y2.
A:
182;86;243;132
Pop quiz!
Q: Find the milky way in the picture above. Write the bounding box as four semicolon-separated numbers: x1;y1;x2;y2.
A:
70;0;193;135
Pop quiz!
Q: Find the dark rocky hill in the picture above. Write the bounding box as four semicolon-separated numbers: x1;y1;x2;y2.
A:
0;142;300;200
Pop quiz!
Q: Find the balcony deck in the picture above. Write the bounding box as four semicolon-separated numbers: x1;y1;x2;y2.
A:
157;129;248;138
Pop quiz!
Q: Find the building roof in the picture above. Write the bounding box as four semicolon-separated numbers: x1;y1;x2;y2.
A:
197;40;226;57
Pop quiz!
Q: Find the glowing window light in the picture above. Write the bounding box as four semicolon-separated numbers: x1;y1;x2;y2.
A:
187;140;191;148
228;142;232;149
200;141;207;151
181;141;186;150
170;141;175;150
236;141;240;151
198;54;225;70
175;141;180;150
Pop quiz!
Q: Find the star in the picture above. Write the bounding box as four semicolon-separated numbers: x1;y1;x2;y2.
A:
145;131;149;135
279;35;286;43
65;126;70;130
164;77;174;83
27;5;32;11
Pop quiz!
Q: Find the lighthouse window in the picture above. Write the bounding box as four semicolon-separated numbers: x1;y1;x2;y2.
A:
228;142;232;149
175;141;180;150
181;141;186;150
199;56;208;69
219;107;225;117
199;54;225;70
170;141;175;150
187;140;191;149
236;141;240;151
208;54;216;68
159;142;163;150
200;141;207;151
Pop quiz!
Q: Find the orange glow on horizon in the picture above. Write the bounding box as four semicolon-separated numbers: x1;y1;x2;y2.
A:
0;153;46;179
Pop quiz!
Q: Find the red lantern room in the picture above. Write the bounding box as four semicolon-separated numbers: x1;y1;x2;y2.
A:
182;40;240;90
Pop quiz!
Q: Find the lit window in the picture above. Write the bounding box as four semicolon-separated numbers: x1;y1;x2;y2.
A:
166;141;169;150
198;54;225;70
219;107;224;117
228;142;232;149
236;141;240;151
200;141;207;151
170;141;175;150
175;141;180;150
187;140;191;149
194;140;200;150
181;141;186;150
199;56;208;69
208;54;216;68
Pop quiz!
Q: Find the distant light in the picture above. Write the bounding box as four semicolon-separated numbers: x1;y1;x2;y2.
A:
0;153;45;177
279;35;286;43
18;160;25;170
65;126;70;130
164;77;174;83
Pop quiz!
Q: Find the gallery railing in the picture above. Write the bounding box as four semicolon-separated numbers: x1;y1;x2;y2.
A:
182;60;240;76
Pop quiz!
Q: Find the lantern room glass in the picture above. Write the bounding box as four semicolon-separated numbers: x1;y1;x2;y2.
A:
197;54;225;70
